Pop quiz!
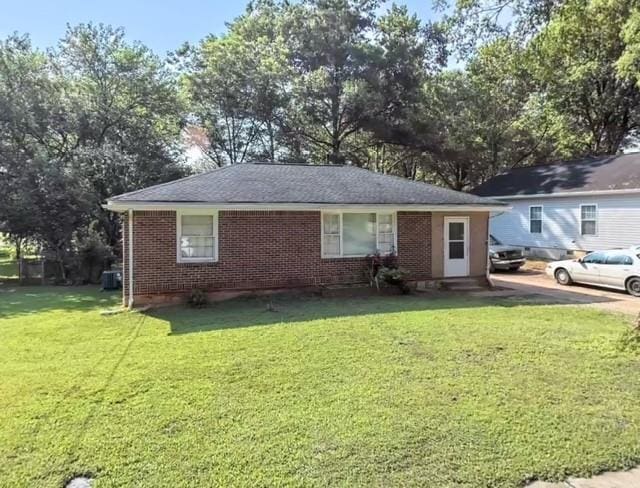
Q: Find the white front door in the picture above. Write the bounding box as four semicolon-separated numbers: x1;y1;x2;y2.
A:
444;217;469;277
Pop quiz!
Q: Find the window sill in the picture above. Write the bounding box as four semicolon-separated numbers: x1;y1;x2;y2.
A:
321;254;394;260
177;259;218;264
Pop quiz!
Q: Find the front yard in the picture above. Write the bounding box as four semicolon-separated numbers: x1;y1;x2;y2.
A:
1;287;639;487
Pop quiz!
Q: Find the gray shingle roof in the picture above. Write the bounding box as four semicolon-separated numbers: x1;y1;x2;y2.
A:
109;163;504;206
474;153;640;197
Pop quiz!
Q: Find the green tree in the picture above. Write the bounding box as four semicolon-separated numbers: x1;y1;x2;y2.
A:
54;23;186;246
283;0;383;164
184;1;291;166
530;0;640;154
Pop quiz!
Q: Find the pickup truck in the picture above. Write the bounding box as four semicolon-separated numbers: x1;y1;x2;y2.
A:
489;235;526;272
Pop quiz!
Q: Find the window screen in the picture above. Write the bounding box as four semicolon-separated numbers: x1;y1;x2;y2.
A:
529;206;542;234
580;205;597;236
180;214;216;260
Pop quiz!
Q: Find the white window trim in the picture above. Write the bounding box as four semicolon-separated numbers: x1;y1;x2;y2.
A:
176;209;219;263
321;211;398;259
529;205;543;234
579;203;598;236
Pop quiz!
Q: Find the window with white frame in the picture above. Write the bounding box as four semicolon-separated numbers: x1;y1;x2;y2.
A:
529;206;543;234
322;212;396;258
178;212;218;262
580;204;597;236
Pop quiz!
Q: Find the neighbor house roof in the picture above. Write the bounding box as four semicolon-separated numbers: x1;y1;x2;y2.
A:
474;153;640;198
107;162;505;209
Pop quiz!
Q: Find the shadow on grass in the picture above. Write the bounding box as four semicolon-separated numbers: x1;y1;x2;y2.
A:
0;285;119;319
148;293;573;336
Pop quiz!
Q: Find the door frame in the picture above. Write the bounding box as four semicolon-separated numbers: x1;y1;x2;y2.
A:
444;216;470;277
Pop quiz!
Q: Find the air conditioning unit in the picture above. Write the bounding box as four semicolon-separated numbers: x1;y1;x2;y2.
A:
101;270;122;290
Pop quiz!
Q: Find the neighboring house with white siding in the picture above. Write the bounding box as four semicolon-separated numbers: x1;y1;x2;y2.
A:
474;153;640;259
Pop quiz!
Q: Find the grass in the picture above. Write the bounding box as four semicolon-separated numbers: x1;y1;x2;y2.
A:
1;287;639;487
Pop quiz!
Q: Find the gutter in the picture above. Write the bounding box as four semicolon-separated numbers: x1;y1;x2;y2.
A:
487;188;640;200
103;202;511;213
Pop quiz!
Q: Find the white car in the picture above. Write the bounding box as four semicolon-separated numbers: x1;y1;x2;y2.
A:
546;247;640;297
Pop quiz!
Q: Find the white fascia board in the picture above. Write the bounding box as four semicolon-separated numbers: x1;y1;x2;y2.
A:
490;188;640;200
104;201;510;213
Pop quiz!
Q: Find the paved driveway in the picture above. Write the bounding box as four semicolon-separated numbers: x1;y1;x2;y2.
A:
490;270;640;317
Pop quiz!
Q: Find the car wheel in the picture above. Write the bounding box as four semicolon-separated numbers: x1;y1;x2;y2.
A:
489;262;496;273
626;276;640;297
555;268;572;285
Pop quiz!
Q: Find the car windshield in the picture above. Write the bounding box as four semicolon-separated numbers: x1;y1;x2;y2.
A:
490;235;501;246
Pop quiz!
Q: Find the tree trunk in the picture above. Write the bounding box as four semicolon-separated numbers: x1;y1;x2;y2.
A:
14;237;22;260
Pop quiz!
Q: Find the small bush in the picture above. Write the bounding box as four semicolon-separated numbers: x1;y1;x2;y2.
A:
187;288;208;308
376;266;411;294
618;318;640;353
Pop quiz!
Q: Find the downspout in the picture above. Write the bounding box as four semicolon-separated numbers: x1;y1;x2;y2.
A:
128;208;134;309
486;212;493;287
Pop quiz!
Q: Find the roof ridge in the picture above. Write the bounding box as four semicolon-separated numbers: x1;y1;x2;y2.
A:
247;161;346;167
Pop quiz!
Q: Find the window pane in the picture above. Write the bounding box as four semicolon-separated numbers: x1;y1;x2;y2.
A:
449;241;465;259
182;215;213;236
343;213;376;256
323;235;340;256
378;214;393;233
449;222;464;241
530;207;542;220
180;236;214;258
378;232;394;254
378;242;393;254
581;220;596;236
323;213;340;234
605;254;632;265
581;205;597;220
583;252;606;264
530;220;542;234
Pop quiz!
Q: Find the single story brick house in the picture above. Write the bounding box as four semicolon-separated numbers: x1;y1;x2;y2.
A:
105;163;507;306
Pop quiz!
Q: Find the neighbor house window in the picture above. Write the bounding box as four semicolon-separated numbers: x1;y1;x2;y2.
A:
580;204;597;236
529;206;543;234
177;211;218;262
321;212;396;258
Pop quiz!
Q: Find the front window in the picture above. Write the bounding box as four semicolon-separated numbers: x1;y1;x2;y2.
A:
580;205;597;236
529;206;542;234
490;235;502;246
582;252;606;264
322;212;396;258
178;212;218;262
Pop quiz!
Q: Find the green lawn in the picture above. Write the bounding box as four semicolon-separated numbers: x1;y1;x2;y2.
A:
1;287;639;487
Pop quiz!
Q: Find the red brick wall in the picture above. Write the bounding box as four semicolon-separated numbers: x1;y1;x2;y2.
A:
122;210;432;301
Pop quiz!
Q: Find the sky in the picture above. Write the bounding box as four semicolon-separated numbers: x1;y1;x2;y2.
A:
0;0;442;55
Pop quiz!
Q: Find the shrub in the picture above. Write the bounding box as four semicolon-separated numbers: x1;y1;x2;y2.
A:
366;252;398;287
376;266;411;294
618;316;640;353
187;288;208;308
74;230;115;283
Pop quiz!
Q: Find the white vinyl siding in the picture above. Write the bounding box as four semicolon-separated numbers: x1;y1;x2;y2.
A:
177;211;218;262
321;211;396;258
489;193;640;253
